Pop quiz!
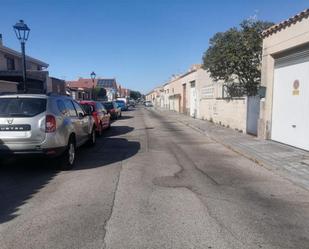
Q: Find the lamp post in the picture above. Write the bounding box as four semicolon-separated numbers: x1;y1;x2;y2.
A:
13;20;30;93
90;71;96;100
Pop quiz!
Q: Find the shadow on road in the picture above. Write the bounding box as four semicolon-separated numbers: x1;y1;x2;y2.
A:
0;125;139;224
119;115;134;120
0;158;59;224
103;125;134;137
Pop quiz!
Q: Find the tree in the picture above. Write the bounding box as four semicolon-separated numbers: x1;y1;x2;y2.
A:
130;90;142;100
202;19;273;96
93;87;107;100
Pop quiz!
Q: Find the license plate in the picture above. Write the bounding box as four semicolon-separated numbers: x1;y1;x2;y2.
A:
0;124;31;131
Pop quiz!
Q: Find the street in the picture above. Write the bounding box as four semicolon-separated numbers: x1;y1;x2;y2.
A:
1;106;309;249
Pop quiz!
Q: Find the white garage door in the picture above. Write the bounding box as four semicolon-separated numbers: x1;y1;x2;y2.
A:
272;51;309;151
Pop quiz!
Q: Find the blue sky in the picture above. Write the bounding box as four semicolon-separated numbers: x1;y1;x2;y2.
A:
0;0;308;93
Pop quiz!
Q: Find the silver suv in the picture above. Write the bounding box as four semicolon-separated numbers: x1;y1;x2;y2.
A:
0;94;96;169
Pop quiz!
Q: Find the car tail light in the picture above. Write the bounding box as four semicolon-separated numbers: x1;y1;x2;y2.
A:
45;115;56;133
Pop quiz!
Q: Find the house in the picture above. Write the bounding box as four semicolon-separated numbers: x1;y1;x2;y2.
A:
0;34;49;93
0;80;18;93
97;78;118;101
147;64;251;133
117;84;131;98
259;9;309;151
66;77;97;100
46;77;66;95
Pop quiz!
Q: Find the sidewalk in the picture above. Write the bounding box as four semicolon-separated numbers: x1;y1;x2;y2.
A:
154;108;309;191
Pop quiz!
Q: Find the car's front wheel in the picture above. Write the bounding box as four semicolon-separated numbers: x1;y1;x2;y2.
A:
60;138;76;170
87;127;96;147
97;123;103;137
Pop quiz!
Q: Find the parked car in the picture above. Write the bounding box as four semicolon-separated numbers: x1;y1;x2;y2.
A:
79;101;111;136
129;99;136;108
115;100;128;111
102;101;121;120
144;101;153;107
116;97;129;106
0;94;96;170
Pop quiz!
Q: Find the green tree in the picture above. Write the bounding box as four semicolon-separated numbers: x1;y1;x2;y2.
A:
202;19;273;96
93;87;107;100
130;90;142;100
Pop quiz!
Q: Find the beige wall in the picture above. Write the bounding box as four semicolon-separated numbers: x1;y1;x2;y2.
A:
196;69;247;132
259;17;309;139
148;65;248;132
199;98;247;132
0;80;18;93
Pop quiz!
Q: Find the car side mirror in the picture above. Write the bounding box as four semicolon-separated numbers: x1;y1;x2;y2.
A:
78;112;85;119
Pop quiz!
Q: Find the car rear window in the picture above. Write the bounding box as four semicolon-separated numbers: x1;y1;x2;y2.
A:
116;101;125;105
103;102;114;110
80;103;93;114
0;98;47;117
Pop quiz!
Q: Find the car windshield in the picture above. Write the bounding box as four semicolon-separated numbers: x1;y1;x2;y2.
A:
103;102;114;110
0;98;47;117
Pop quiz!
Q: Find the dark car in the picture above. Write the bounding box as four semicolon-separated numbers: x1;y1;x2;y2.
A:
115;100;128;111
80;101;111;136
103;101;121;120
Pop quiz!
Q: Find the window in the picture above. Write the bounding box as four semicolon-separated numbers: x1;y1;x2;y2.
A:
57;100;67;114
103;102;114;110
0;98;46;117
6;57;15;70
73;101;85;117
64;100;77;117
95;102;105;112
80;104;93;114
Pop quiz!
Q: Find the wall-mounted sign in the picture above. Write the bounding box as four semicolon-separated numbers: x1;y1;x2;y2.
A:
293;79;300;96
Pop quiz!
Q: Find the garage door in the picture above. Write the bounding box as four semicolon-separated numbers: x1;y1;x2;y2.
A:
272;50;309;151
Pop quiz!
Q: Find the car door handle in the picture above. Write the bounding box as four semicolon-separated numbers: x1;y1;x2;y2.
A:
292;125;296;128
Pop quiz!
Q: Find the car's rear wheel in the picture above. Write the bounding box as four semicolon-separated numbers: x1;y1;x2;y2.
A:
60;138;76;170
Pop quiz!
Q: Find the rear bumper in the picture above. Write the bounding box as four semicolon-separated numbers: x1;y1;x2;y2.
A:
0;146;66;158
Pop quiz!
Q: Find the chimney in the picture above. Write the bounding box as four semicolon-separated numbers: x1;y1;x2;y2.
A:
0;34;3;46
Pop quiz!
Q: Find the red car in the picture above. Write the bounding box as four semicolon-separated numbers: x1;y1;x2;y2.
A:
103;101;122;120
80;101;111;136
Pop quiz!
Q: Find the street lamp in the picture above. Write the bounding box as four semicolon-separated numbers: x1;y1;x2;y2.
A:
13;20;30;93
90;71;96;100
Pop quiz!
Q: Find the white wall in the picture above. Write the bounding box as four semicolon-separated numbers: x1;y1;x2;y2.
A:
199;98;247;132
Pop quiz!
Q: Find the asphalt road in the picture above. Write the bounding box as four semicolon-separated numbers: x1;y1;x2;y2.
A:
0;106;308;249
